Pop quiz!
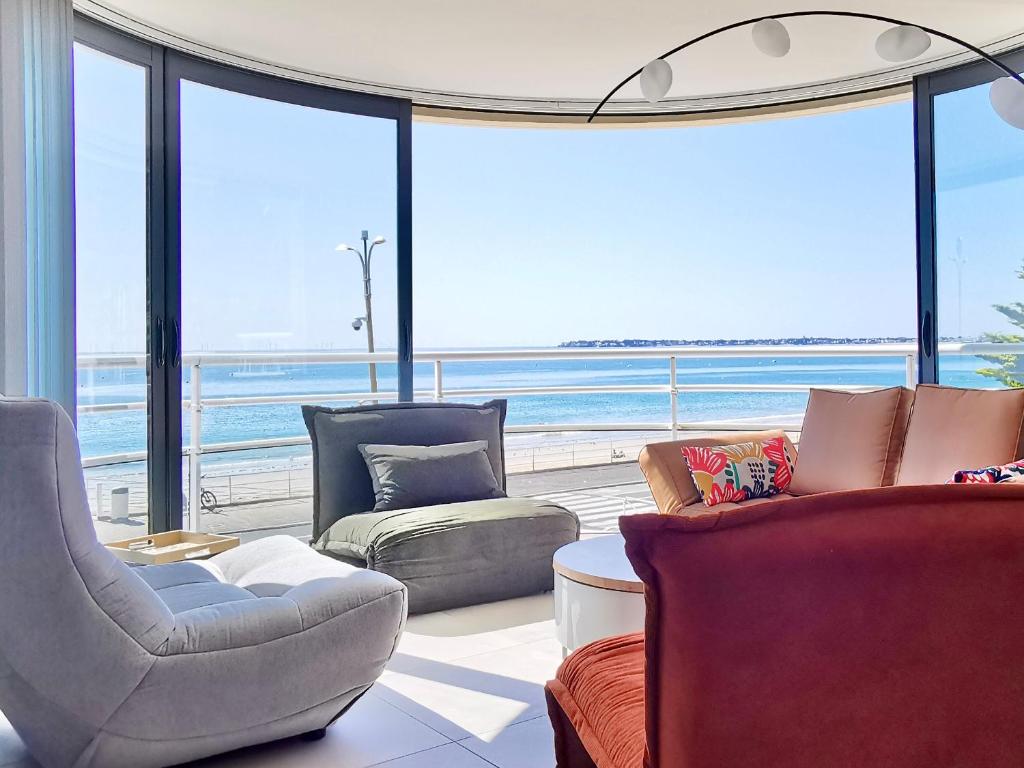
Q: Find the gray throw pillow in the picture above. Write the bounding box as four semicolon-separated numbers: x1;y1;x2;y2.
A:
358;440;507;512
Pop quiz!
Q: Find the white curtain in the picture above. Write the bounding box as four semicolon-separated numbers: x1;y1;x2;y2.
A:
0;0;76;418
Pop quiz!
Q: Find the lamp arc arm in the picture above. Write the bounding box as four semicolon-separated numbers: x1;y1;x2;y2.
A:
587;10;1024;123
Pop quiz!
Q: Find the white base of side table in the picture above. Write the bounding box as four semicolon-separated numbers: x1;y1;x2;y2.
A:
554;574;645;656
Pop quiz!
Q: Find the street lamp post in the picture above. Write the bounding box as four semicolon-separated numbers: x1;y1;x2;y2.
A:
336;231;386;393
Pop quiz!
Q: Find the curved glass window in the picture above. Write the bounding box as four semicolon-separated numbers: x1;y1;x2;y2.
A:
178;78;400;533
73;19;411;536
73;42;150;541
72;12;1024;539
413;103;916;456
933;71;1024;387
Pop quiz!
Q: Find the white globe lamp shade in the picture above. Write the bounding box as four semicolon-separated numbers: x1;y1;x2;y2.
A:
875;25;931;62
751;18;791;58
990;76;1024;130
639;59;673;104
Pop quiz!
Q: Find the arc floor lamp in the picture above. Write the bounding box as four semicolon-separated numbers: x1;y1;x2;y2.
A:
587;10;1024;128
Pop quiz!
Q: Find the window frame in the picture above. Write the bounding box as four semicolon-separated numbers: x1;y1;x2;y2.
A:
73;13;1024;530
73;16;414;532
912;47;1024;384
74;18;174;532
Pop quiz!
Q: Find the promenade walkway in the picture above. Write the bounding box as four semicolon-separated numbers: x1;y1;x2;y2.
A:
208;461;657;542
93;461;658;542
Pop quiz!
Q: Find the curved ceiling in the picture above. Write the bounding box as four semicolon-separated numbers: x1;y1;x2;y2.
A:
75;0;1024;120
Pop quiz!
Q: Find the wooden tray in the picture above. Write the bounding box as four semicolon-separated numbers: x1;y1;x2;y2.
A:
106;531;239;565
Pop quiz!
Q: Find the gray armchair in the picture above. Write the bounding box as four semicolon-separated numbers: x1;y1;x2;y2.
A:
0;398;407;768
304;399;580;613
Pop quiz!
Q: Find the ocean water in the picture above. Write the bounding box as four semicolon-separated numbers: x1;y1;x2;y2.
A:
76;352;998;461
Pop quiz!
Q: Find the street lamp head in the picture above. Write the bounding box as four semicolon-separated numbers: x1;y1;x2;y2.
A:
372;235;386;245
335;243;355;253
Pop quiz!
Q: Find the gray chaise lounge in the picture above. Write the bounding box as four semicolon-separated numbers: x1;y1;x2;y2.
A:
304;400;580;613
0;398;407;768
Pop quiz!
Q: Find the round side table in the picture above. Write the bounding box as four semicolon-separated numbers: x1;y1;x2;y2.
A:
553;534;645;656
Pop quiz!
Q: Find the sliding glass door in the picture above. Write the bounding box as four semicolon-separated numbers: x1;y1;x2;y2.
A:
73;25;173;540
915;49;1024;386
73;17;411;538
934;74;1024;387
173;66;403;533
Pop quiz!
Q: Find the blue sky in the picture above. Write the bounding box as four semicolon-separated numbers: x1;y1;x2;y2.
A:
414;106;917;346
934;81;1024;341
74;43;1024;353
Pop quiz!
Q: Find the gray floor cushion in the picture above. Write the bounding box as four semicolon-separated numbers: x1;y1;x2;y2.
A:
313;497;580;613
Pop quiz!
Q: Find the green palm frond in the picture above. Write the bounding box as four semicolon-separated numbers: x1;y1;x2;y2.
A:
977;264;1024;388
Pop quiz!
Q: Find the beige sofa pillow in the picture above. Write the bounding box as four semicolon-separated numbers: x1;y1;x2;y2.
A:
789;387;905;496
896;385;1024;486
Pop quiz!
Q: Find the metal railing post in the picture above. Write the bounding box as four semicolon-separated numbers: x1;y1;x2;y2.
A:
433;360;444;402
669;356;678;440
188;363;203;532
905;354;917;389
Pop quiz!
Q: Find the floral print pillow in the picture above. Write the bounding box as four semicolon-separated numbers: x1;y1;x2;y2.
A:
947;459;1024;485
681;437;796;508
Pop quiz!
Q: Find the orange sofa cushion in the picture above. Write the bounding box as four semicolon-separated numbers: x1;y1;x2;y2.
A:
546;633;645;768
896;385;1024;486
639;430;794;515
789;387;907;495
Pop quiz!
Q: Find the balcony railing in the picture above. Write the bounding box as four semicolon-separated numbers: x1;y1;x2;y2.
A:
76;342;1024;530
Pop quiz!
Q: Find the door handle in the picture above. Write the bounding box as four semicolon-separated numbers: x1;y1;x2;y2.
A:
154;317;165;368
170;319;181;368
921;310;933;358
401;322;413;361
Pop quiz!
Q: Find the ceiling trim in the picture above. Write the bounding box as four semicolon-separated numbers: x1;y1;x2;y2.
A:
414;84;913;128
73;0;1024;123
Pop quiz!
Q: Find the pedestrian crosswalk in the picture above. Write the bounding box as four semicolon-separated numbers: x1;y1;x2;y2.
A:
533;489;657;534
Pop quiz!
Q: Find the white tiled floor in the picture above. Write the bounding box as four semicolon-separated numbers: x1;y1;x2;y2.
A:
0;711;33;768
0;594;562;768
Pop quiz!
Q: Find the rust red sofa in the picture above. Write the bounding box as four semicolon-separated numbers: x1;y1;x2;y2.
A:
547;483;1024;767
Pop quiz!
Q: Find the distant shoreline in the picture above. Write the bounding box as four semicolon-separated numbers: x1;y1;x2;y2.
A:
558;337;971;348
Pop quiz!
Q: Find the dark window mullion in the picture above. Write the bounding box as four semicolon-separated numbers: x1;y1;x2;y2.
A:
397;100;414;401
913;73;938;385
149;40;175;533
163;50;184;531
